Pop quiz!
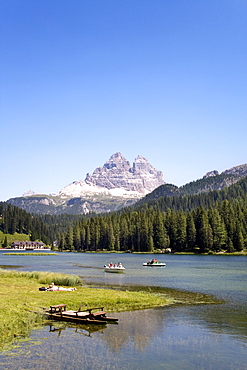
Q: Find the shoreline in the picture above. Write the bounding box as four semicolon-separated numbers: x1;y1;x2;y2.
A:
42;250;247;256
0;268;221;351
1;248;246;256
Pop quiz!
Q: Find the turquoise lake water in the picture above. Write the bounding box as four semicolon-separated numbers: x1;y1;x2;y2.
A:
0;252;246;369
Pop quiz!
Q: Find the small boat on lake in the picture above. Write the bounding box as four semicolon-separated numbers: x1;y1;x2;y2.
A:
46;304;118;325
143;259;166;267
104;263;125;273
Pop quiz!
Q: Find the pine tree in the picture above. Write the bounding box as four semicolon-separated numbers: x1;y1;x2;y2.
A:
66;227;74;251
233;222;245;251
119;217;129;251
108;220;115;251
195;207;213;253
186;213;196;251
139;215;149;252
176;211;187;252
208;208;227;251
85;225;91;250
73;225;81;251
153;211;167;250
166;209;177;251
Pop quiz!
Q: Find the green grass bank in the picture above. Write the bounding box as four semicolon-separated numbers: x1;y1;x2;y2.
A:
0;269;174;350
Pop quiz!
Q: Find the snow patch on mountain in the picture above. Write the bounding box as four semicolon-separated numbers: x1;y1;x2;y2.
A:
58;152;165;199
58;180;144;199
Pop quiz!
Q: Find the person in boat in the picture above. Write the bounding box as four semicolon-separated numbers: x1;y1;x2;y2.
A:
117;262;122;268
47;283;76;291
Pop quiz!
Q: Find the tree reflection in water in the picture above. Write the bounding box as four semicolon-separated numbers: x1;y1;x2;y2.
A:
100;309;166;351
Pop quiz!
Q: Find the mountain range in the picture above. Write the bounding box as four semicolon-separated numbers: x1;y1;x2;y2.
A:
7;153;247;215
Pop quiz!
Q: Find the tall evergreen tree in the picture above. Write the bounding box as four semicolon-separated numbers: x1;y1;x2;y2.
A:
176;211;187;252
66;227;74;251
208;208;227;251
186;213;196;251
195;207;213;253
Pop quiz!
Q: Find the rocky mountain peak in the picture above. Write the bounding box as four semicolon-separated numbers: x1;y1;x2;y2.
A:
7;159;247;215
222;164;247;177
83;153;165;194
132;154;163;177
102;152;131;171
202;164;247;179
203;170;219;179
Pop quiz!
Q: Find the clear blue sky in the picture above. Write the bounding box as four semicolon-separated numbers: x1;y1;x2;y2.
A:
1;0;246;201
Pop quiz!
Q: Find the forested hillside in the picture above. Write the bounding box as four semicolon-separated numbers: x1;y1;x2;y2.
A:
137;173;242;205
1;176;247;253
56;176;247;253
133;175;247;213
0;203;51;245
0;203;86;246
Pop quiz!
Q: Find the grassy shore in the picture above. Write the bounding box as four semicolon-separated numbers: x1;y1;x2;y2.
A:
0;269;175;350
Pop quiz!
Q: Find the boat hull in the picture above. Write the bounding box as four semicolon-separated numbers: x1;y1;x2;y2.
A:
47;313;108;325
60;312;118;323
104;267;125;273
143;263;166;267
46;305;118;324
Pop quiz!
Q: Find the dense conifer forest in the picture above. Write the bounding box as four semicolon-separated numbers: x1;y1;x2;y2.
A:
0;203;84;245
1;176;247;253
56;176;247;253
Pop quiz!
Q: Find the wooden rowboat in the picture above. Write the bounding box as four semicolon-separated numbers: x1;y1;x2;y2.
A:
46;304;118;325
47;312;108;325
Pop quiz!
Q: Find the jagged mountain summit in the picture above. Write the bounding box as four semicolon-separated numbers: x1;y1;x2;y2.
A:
8;153;165;214
203;164;247;179
7;156;247;215
59;152;165;198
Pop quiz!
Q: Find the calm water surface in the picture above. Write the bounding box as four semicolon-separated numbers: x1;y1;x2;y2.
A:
0;252;246;369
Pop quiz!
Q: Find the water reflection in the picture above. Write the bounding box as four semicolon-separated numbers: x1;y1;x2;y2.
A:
187;302;247;342
48;323;107;338
0;253;246;369
1;308;246;370
45;310;166;352
99;309;166;352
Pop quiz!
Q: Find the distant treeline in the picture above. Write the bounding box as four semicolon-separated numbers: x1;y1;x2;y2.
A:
1;176;247;253
57;198;246;253
57;177;247;253
0;203;85;245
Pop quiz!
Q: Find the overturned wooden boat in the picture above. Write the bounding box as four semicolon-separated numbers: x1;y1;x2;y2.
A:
46;304;118;325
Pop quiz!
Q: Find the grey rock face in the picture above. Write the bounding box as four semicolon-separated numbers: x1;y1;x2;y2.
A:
8;155;247;215
85;152;165;193
203;170;220;179
222;164;247;177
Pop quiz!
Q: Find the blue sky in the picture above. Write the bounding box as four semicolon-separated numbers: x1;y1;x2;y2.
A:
1;0;246;201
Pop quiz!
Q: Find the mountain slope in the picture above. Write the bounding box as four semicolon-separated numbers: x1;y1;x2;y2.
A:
133;175;247;214
138;165;247;204
7;153;165;214
6;157;247;215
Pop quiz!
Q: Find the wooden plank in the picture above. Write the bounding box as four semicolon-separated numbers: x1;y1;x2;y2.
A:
92;311;106;316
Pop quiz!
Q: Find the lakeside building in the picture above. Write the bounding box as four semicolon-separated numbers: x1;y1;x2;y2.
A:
11;241;50;250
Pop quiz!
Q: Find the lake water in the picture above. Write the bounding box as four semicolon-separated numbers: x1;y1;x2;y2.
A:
0;252;246;369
